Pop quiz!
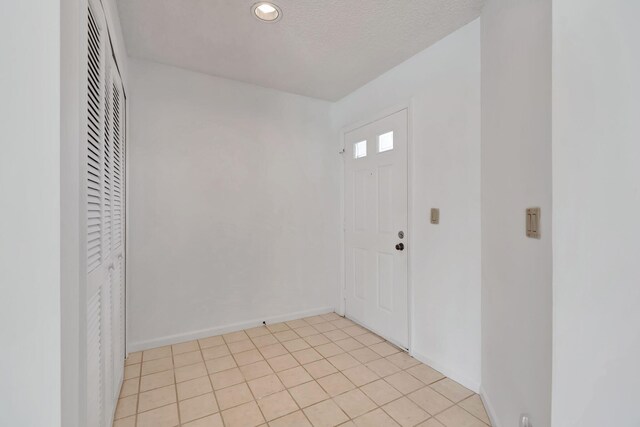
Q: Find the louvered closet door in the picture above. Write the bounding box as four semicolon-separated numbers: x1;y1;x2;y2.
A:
86;3;107;426
85;1;127;426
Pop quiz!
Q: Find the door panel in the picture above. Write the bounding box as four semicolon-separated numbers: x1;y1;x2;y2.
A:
84;1;127;425
345;109;408;348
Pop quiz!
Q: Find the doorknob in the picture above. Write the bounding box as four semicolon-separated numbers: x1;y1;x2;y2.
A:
395;243;404;251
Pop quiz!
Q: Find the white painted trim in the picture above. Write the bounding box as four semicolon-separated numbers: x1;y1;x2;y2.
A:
410;350;481;393
479;386;501;427
128;307;335;352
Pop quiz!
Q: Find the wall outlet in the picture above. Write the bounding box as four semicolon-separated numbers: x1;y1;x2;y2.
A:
520;414;532;427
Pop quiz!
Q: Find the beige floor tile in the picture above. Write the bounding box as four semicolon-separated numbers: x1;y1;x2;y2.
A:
283;338;310;352
268;354;300;372
176;362;208;382
406;364;445;385
321;313;341;321
324;329;350;342
205;356;237;374
137;403;179;427
202;344;230;360
458;395;491;425
140;370;175;392
303;399;349;427
253;334;280;348
360;379;402;406
331;318;355;329
223;330;250;344
258;390;299;421
119;378;139;398
182;413;224;427
125;352;142;366
286;319;310;329
248;374;285;399
417;419;446;426
353;408;400;427
335;337;364;352
210;367;244;390
354;333;385;346
142;356;173;376
228;339;256;354
294;326;319;337
436;405;488;427
241;360;275;380
313;322;338;333
268;410;312;427
179;392;219;423
304;315;327;325
124;364;141;380
112;415;136;427
365;358;401;377
292;348;323;364
289;381;329;408
429;379;473;403
342;365;379;387
138;384;177;413
304;334;331;347
174;350;204;368
385;352;420;370
327;353;360;370
221;401;265;427
369;342;401;357
408;387;454;415
315;342;344;358
278;366;314;388
234;348;264;366
333;389;377;418
385;371;425;394
260;343;289;359
199;335;225;349
265;322;289;332
383;396;430;427
246;326;272;338
143;346;172;361
350;348;381;364
115;395;137;419
274;330;300;342
343;325;368;337
215;382;254;410
303;359;338;379
317;372;356;397
177;376;213;401
173;340;200;355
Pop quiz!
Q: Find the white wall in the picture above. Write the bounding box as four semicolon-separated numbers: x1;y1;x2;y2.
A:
0;1;61;426
128;59;340;350
552;1;640;426
332;20;482;391
480;0;552;426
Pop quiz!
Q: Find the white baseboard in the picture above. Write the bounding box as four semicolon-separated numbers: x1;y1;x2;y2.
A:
128;306;335;352
410;350;481;393
479;386;501;427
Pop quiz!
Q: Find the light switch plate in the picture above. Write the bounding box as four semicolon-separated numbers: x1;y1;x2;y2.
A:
526;207;541;239
430;208;440;225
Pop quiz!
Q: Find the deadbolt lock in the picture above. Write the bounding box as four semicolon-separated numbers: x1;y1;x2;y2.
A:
398;231;404;239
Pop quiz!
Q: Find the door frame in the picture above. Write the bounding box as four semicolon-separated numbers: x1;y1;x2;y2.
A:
339;102;414;352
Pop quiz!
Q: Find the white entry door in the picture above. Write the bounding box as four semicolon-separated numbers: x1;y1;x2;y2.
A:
344;109;408;348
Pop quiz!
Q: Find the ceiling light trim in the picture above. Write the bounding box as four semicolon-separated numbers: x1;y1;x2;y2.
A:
252;2;282;23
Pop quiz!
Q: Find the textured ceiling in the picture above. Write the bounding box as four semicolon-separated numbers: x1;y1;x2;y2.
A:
116;0;483;101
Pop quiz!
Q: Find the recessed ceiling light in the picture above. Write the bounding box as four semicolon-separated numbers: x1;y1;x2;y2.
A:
252;2;282;22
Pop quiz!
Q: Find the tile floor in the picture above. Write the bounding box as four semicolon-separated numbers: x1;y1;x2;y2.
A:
114;313;491;427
